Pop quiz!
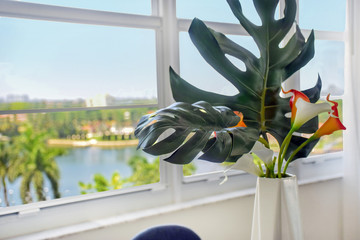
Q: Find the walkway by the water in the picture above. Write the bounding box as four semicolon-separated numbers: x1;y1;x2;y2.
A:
47;139;139;147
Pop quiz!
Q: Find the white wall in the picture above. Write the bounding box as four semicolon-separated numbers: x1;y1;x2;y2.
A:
59;178;342;240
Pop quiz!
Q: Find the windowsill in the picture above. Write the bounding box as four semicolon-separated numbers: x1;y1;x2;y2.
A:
11;155;343;240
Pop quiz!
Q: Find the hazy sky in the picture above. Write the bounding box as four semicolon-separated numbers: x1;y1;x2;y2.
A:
0;0;346;101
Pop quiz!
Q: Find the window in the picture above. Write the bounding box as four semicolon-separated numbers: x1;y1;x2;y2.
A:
0;0;349;238
299;0;346;32
19;0;152;15
0;1;161;208
178;0;346;179
299;0;346;156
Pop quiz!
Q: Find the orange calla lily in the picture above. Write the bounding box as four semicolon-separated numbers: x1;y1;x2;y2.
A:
232;111;247;128
312;116;346;139
326;94;340;117
311;95;346;139
214;111;247;137
282;88;310;125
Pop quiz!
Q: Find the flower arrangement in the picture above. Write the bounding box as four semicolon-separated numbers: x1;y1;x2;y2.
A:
135;0;346;178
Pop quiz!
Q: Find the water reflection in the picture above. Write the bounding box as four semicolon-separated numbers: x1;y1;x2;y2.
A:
0;146;153;207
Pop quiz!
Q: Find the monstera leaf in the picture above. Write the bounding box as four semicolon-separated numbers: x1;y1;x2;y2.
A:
136;0;322;165
169;0;321;162
135;101;259;164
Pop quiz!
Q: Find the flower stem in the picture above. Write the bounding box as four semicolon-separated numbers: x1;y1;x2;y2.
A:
278;129;295;178
282;137;314;174
258;137;270;149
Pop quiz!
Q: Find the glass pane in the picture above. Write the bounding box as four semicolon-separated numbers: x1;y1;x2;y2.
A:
0;107;158;207
299;0;346;32
184;161;225;177
300;40;344;96
177;0;262;25
179;33;259;96
19;0;151;15
0;18;157;111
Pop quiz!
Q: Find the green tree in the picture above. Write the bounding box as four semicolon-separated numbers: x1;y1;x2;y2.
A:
79;156;196;194
0;141;17;206
126;156;160;186
79;171;123;194
13;123;63;204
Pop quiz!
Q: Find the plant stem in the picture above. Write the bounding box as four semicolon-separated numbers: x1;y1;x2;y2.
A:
258;136;270;148
282;137;314;174
256;161;264;176
278;129;295;178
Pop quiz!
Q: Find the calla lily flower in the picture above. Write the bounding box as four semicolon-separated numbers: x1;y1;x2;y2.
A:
222;141;273;181
326;94;340;117
311;95;346;139
312;116;346;139
251;141;273;167
215;111;246;138
220;151;263;185
282;88;310;125
231;111;247;128
225;153;263;177
292;98;331;131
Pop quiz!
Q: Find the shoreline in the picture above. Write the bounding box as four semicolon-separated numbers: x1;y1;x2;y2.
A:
47;139;139;147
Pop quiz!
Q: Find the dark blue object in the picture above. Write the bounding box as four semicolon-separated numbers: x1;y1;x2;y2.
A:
132;225;201;240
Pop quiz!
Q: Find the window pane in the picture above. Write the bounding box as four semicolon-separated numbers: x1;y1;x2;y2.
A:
183;161;225;177
177;0;262;25
0;18;157;111
0;108;158;207
300;40;344;96
299;0;346;32
19;0;151;15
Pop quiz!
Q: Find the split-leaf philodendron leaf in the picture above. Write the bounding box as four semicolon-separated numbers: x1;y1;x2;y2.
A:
135;0;322;164
135;101;259;164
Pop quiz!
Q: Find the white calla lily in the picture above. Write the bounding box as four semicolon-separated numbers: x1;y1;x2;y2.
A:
252;141;274;167
227;153;263;177
292;98;331;130
221;141;276;184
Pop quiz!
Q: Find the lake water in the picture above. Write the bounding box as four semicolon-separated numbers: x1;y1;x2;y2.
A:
1;146;154;207
0;146;223;207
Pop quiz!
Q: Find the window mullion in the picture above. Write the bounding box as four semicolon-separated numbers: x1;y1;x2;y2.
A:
155;0;183;203
0;0;161;29
178;19;248;35
301;29;345;41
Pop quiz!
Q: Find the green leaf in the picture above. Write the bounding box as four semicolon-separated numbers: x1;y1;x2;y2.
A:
135;101;259;164
168;0;320;162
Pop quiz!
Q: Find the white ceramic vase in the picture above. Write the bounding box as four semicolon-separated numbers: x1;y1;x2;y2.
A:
251;175;303;240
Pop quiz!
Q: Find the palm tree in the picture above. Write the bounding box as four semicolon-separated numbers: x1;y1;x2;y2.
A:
0;139;24;206
14;123;62;204
0;141;13;206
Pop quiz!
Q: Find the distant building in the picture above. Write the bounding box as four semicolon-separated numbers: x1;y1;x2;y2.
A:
86;94;115;107
6;94;29;103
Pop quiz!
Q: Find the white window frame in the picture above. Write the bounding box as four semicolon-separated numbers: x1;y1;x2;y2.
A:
0;0;351;238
